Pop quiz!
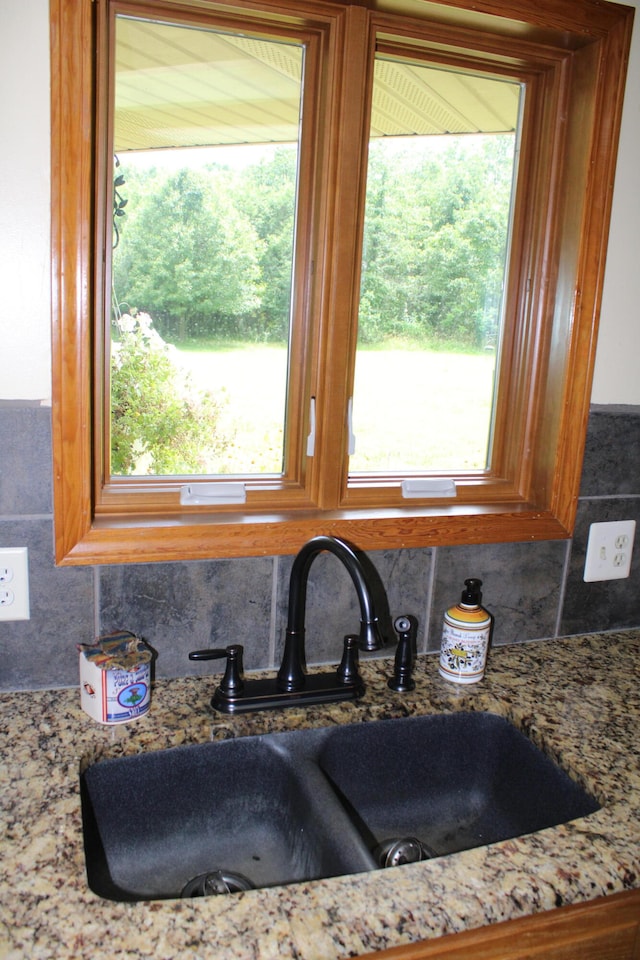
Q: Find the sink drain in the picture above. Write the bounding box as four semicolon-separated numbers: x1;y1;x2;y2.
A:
181;870;254;897
374;837;436;868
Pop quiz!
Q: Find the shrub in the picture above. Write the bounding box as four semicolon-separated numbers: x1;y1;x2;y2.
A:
110;312;231;475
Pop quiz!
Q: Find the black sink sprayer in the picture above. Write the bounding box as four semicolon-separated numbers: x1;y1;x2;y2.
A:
387;615;418;692
438;578;493;684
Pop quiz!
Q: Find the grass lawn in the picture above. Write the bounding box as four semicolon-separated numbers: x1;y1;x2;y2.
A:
176;342;496;474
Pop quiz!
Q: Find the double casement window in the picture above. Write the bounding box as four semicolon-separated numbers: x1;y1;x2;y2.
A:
51;0;633;563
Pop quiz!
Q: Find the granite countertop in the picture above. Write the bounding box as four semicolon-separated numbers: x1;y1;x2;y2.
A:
1;631;639;960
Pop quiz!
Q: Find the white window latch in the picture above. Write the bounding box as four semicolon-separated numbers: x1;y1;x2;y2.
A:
306;397;316;457
180;482;246;505
401;478;457;498
347;398;356;455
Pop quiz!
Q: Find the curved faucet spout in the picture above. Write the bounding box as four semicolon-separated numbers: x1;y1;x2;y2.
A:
277;535;386;693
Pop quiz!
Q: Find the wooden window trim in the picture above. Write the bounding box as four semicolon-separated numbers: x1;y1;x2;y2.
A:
358;888;640;960
98;6;326;509
50;0;634;565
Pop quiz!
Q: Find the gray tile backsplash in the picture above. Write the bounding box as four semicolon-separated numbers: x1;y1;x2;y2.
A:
1;403;639;691
428;539;568;652
0;401;53;515
0;516;94;689
561;496;640;636
579;405;640;498
99;556;275;679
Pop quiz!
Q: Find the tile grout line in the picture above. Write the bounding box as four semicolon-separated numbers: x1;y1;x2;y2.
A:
554;538;573;638
268;555;279;669
422;547;437;654
580;493;640;501
93;566;101;637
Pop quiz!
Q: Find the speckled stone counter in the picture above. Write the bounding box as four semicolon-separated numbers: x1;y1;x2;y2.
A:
1;631;639;960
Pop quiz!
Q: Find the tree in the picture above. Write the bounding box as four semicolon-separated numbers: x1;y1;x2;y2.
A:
234;147;298;342
113;167;262;340
358;135;515;348
113;136;514;351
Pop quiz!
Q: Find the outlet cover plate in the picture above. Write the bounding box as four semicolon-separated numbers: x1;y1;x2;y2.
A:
0;547;30;620
583;520;636;582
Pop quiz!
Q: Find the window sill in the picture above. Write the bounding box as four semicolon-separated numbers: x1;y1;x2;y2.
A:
55;503;571;564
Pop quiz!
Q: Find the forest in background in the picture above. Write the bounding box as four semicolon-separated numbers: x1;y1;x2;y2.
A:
112;135;515;351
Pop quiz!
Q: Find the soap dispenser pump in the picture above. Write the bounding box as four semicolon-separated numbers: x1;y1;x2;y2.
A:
439;578;492;684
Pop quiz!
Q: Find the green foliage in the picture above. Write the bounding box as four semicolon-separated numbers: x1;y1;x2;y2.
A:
110;313;230;475
113;168;262;341
358;136;514;348
112;135;515;352
233;147;298;341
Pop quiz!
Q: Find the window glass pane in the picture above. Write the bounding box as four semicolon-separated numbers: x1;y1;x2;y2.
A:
110;16;303;477
349;57;521;475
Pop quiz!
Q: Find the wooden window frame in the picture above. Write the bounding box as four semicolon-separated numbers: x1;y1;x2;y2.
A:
361;888;640;960
50;0;634;564
98;7;323;511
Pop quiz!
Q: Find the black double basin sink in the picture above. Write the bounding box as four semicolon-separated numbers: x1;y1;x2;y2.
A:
80;711;600;901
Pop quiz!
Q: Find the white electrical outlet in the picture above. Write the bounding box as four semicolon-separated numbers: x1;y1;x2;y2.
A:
0;548;30;620
583;520;636;582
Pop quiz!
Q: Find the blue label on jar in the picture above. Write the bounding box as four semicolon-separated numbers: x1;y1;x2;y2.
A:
105;666;150;722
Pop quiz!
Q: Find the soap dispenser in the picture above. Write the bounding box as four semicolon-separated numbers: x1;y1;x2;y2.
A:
438;578;492;684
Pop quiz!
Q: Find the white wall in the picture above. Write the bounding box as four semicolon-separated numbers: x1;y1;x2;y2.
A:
0;0;51;402
0;0;637;404
592;0;640;403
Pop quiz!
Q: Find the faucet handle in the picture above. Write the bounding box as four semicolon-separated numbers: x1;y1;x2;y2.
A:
337;634;362;686
189;644;245;696
189;647;231;660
